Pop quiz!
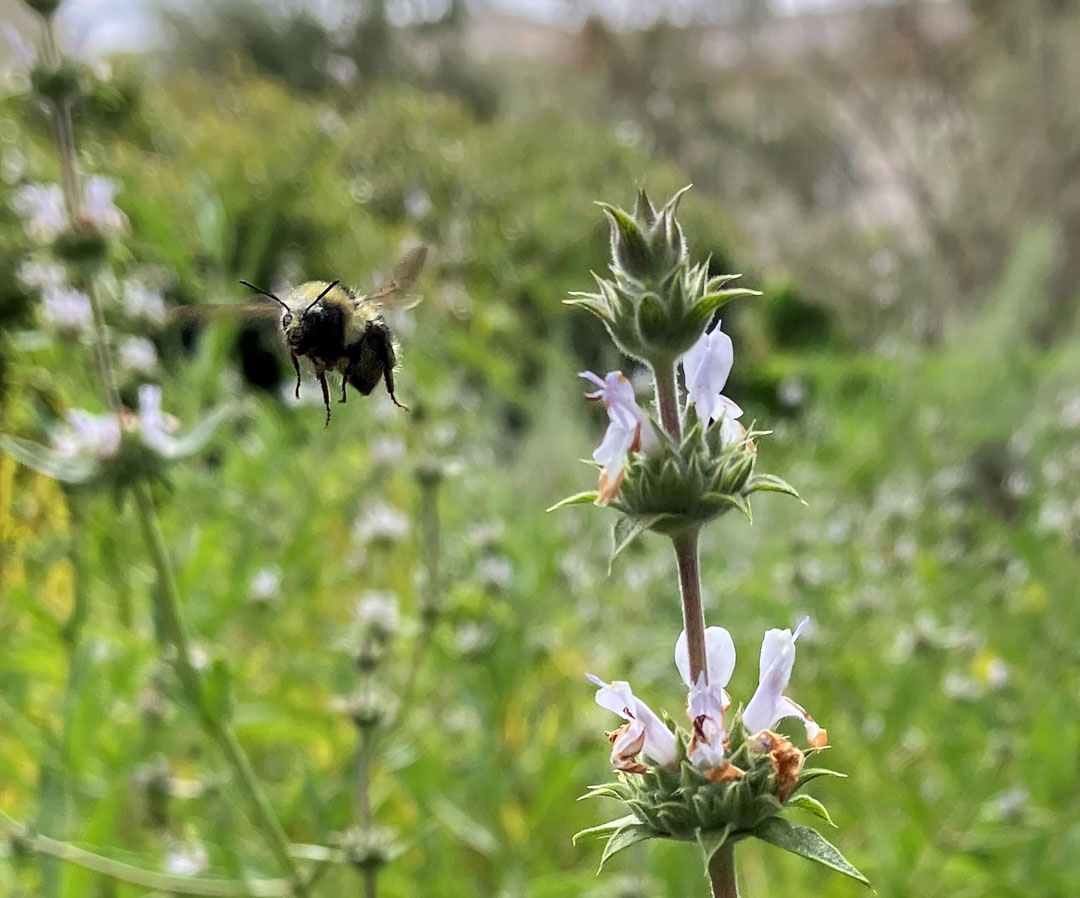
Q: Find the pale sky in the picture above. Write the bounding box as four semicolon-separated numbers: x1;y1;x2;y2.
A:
4;0;915;59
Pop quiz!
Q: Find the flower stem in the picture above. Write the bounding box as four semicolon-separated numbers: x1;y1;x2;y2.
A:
673;527;708;685
132;485;308;897
402;470;441;709
354;719;380;898
37;499;92;897
653;358;682;443
0;808;292;897
708;842;740;898
41;18;118;413
654;356;708;685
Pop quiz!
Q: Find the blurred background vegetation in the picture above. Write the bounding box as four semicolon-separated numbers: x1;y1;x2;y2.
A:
1;1;1078;896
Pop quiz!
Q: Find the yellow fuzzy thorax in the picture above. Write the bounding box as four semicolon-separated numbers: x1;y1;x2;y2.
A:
284;281;381;343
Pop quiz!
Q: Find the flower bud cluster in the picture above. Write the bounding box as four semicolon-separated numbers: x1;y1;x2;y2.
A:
591;722;804;839
352;590;401;672
0;385;231;492
577;623;865;884
566;188;756;368
335;825;402;872
613;410;785;533
12;176;128;265
556;189;802;543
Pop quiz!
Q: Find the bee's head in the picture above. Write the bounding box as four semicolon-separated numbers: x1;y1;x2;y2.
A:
240;279;339;354
286;282;340;351
284;310;311;351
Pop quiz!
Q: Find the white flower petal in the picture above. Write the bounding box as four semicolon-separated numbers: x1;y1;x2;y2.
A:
12;183;67;240
742;619;824;746
705;627;737;687
718;411;745;446
118;336;158;373
138;384;178;454
592;419;638;471
82;175;127;233
591;677;637;720
579;370;606;392
675;626;736;688
688;714;727;770
681;325;744;432
773;696;826;747
590;676;677;768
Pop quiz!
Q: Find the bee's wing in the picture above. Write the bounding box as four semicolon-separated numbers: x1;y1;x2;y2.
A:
364;245;428;311
170;304;283;322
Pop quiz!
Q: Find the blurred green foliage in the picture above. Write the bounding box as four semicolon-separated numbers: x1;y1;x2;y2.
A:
1;7;1078;898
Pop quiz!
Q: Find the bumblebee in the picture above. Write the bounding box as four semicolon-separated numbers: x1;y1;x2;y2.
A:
238;246;426;427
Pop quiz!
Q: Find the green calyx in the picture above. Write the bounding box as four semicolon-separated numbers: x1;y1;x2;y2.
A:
336;825;401;872
23;0;64;17
0;403;233;495
602;408;800;565
29;59;82;104
575;722;867;885
51;225;111;266
565;187;759;366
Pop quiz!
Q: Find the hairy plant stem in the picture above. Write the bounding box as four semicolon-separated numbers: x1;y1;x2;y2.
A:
673;527;708;685
132;486;308;896
36;499;92;898
653;358;682;443
708;842;740;898
42;18;118;413
653;358;710;685
38;23;307;896
352;724;381;898
0;808;293;897
402;471;441;709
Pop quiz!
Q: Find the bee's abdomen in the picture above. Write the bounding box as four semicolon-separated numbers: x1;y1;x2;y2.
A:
346;320;396;395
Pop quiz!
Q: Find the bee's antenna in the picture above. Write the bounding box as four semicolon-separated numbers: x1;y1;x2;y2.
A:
302;280;340;316
239;280;290;312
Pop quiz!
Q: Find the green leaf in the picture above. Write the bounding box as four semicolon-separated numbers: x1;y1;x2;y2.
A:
786;794;836;827
633;188;657;227
572;815;640;845
564;294;614;325
598;823;656;871
686;288;761;333
695;824;733;866
165;403;237;459
609;514;660;573
0;436;99;484
703;491;752;523
794;768;847;791
577;783;630;802
754;818;869;885
546;491;599;512
705;273;744;292
746;474;805;503
597;203;651;278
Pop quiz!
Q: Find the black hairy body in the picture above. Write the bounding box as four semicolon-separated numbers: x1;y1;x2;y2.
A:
282;282;403;427
238;246;426;427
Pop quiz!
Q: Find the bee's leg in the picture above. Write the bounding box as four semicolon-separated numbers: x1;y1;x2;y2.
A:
317;371;332;427
339;375;347;404
290;351;302;399
379;343;409;412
